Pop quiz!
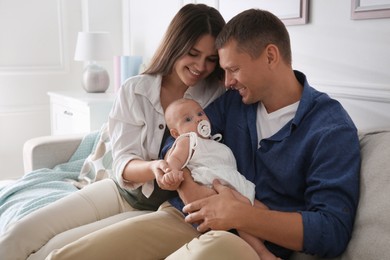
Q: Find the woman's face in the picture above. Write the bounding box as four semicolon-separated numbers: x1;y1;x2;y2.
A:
173;34;219;87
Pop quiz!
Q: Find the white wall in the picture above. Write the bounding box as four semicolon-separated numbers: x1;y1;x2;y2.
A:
0;0;389;179
0;0;122;179
288;0;390;130
0;0;83;179
126;0;390;130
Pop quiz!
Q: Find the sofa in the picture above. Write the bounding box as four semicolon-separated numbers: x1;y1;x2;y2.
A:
11;129;390;259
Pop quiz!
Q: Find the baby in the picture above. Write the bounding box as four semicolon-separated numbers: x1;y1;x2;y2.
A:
163;98;280;260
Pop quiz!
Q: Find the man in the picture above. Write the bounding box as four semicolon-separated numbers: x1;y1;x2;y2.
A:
169;8;360;259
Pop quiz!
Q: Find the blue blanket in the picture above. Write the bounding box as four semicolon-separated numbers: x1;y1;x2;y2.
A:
0;131;100;233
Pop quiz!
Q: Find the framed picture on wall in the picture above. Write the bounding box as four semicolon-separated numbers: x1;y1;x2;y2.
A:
278;0;309;25
218;0;309;26
351;0;390;19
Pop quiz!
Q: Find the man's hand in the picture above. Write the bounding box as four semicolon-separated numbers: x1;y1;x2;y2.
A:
184;180;304;252
183;179;247;232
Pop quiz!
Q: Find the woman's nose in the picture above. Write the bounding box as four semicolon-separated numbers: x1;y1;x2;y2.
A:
195;59;206;72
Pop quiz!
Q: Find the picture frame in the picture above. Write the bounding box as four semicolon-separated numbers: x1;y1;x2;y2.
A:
281;0;309;26
218;0;309;26
351;0;390;20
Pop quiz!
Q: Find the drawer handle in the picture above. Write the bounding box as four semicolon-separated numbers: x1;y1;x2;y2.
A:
63;110;73;116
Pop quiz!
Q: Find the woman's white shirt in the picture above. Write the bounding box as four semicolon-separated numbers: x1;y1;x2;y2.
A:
108;74;225;191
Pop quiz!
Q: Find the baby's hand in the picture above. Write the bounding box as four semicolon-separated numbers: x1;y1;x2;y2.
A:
160;169;184;190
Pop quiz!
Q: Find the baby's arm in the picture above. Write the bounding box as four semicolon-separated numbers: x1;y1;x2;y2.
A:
238;231;280;260
165;136;190;171
160;136;191;188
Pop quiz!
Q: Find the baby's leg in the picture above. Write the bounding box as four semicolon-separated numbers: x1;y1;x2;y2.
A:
0;179;128;260
238;231;281;260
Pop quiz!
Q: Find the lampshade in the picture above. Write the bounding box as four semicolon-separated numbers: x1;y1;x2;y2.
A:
74;31;113;93
74;32;112;61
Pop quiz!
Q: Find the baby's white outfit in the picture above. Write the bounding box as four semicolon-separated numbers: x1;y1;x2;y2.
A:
172;132;255;204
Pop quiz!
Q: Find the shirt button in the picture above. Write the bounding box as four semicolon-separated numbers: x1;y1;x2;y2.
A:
159;124;164;130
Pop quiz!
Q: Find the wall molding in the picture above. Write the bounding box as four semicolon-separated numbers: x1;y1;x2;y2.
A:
0;104;48;115
313;81;390;103
0;0;66;74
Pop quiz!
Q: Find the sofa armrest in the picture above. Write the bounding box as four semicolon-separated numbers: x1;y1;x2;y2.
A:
23;134;85;173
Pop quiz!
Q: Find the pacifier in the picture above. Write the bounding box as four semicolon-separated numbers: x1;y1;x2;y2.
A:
197;120;211;138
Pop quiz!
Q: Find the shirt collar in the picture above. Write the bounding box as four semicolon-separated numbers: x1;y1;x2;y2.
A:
291;70;321;128
133;74;215;111
267;70;317;141
133;74;163;113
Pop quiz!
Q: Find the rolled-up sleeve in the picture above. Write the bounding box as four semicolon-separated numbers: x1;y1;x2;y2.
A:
108;79;163;191
300;125;360;257
109;87;144;190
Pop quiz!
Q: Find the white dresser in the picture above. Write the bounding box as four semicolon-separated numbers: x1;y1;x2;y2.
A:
48;91;116;135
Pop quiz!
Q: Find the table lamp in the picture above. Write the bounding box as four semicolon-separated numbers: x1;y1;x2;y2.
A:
74;32;113;93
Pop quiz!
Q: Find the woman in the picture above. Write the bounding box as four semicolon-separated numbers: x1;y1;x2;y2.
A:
109;3;226;211
0;4;225;260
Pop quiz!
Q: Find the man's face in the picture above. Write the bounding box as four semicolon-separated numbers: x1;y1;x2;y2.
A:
218;40;270;104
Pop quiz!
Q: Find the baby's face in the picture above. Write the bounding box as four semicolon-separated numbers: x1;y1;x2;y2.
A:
173;100;209;136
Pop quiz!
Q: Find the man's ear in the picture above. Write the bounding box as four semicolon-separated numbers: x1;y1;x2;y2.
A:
265;44;279;66
170;129;179;138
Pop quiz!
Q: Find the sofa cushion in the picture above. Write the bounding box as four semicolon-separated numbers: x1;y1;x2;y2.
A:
341;129;390;260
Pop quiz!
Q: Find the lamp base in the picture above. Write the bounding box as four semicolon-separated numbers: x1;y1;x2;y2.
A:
82;64;109;93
